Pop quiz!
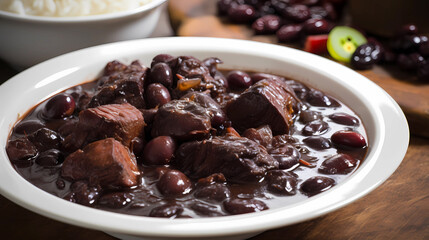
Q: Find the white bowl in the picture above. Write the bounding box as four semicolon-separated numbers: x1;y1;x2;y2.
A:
0;0;167;70
0;37;409;240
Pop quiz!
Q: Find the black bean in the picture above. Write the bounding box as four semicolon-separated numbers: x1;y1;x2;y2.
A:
14;120;45;135
223;198;268;215
269;144;300;170
252;15;281;34
151;54;176;68
265;170;298;195
280;4;310;23
319;153;358;174
42;93;76;119
306;89;340;107
146;83;171;108
328;112;359;126
150;63;173;88
227;70;252;89
98;192;133;208
302;18;332;35
302;120;329;136
142;136;176;165
35;149;63;166
149;204;183;218
276;24;303;42
228;4;257;24
303;136;332;150
191;202;224;217
300;176;335;196
331;130;366;148
28;128;61;152
194;183;230;202
157;170;192;197
300;110;322;124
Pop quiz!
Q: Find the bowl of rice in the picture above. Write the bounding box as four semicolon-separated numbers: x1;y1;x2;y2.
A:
0;0;167;69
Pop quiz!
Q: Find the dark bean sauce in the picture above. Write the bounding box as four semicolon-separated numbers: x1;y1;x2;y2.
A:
6;55;367;218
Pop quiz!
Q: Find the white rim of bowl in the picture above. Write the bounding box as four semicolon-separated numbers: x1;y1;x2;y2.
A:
0;37;409;238
0;0;166;23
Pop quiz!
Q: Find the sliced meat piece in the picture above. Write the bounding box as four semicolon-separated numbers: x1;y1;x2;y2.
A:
174;135;278;183
227;78;299;135
88;61;147;108
62;103;145;152
151;99;212;141
61;138;140;189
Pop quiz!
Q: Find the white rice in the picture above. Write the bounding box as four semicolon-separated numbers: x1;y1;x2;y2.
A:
0;0;153;17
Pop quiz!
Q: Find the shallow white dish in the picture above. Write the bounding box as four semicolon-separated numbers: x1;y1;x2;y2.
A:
0;37;409;240
0;0;166;70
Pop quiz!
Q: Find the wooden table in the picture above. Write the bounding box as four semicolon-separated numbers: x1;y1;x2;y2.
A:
1;3;428;239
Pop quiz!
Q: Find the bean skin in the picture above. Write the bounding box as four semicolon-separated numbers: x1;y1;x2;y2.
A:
331;130;367;148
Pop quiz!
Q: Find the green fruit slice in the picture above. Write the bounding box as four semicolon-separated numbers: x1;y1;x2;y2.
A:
327;26;367;63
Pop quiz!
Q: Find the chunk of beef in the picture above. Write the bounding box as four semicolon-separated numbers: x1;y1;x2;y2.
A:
61;138;140;189
227;78;299;135
172;56;226;99
6;137;37;162
175;56;214;83
62;103;145;152
242;125;273;147
151;99;212;141
88;61;147;108
174;135;278;183
180;92;226;127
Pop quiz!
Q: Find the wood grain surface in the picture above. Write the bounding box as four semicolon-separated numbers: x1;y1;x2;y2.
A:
168;0;429;139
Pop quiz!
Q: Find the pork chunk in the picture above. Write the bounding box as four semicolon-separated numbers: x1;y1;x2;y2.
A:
61;138;140;189
227;78;299;135
151;99;212;141
62;103;145;152
88;61;147;108
174;135;278;183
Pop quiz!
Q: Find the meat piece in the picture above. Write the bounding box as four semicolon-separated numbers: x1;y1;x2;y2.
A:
227;78;299;135
180;92;226;127
174;135;278;183
151;99;212;141
6;137;37;162
88;60;147;108
61;138;140;189
172;56;226;99
175;56;214;83
242;125;273;147
62;103;145;152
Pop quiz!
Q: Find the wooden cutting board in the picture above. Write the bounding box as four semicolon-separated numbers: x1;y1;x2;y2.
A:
168;0;429;138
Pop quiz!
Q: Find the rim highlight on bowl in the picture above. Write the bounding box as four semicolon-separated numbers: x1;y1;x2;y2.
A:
0;37;409;239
